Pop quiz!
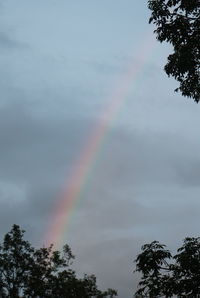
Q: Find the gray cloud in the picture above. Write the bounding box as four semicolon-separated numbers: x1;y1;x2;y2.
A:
1;83;200;297
55;128;200;297
1;86;200;296
0;31;20;49
0;1;200;297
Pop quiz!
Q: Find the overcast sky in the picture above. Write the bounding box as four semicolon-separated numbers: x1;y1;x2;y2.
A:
0;0;200;297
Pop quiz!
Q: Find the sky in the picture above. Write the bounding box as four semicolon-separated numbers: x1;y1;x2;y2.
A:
0;0;200;297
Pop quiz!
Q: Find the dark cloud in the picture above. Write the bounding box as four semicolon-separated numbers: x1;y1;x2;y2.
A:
0;31;19;48
52;129;200;297
174;158;200;187
0;88;198;297
0;99;95;180
1;92;200;296
0;1;200;296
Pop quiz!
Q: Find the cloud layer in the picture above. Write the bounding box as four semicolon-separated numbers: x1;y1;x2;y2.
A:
0;1;200;297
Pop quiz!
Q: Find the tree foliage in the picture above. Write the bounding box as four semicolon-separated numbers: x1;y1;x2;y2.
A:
148;0;200;102
0;225;117;298
134;238;200;297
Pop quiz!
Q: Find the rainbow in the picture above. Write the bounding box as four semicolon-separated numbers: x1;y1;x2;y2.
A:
46;34;155;249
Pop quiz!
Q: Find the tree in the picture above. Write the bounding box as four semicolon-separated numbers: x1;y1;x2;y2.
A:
134;237;200;297
148;0;200;102
0;225;117;297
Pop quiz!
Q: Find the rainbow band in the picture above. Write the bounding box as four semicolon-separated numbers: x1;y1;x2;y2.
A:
46;34;155;249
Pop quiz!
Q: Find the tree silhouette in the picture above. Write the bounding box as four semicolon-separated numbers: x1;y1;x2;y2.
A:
148;0;200;102
0;225;117;298
134;237;200;297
